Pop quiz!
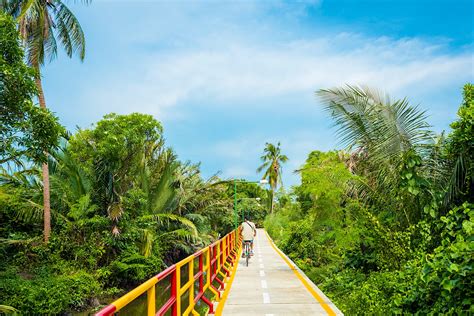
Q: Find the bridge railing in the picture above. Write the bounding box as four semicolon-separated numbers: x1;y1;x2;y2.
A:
96;229;241;316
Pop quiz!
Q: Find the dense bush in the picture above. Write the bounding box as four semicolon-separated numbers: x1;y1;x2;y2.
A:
397;203;473;314
0;268;100;314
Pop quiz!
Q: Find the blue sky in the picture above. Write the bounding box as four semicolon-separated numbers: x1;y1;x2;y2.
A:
42;0;473;187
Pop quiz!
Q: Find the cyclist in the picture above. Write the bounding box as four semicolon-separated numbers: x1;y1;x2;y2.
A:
241;216;256;257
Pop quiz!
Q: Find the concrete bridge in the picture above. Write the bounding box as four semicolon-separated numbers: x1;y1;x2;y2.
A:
96;228;342;316
219;229;341;315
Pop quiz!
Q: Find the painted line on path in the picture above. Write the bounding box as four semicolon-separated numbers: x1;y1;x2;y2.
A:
263;292;271;304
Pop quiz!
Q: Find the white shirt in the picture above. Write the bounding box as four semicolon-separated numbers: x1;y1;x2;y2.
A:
241;221;256;241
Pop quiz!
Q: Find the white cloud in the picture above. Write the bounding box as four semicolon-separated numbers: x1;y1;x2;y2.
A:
84;33;471;121
69;25;472;186
41;1;472;189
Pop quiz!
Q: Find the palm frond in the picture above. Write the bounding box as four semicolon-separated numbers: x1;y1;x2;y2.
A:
147;149;178;213
159;228;201;245
53;1;85;60
137;228;155;257
443;153;467;206
0;305;19;315
0;236;41;245
140;213;198;236
15;0;86;65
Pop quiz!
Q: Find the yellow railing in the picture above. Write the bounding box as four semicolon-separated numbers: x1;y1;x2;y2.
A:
96;229;241;316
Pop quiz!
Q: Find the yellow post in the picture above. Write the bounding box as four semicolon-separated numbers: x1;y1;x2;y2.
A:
189;259;194;310
147;285;155;316
217;242;221;273
206;248;211;288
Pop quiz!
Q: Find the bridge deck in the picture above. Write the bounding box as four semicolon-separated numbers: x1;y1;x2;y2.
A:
220;229;342;316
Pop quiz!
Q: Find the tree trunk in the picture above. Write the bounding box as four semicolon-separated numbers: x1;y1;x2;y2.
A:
270;189;274;214
35;73;51;243
42;160;51;242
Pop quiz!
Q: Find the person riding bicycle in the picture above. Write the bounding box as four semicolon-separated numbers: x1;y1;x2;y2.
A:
241;216;256;257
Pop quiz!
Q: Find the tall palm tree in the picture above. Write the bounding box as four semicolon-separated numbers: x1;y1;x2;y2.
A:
4;0;88;242
257;142;288;213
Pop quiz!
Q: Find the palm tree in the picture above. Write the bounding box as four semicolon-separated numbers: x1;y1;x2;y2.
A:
0;305;19;315
317;85;434;225
257;142;288;213
317;85;432;164
4;0;88;242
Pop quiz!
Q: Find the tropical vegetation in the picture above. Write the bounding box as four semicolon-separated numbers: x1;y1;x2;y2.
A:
0;14;265;313
0;112;269;313
1;1;472;313
265;84;473;315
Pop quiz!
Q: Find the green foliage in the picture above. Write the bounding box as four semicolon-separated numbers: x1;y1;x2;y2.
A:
396;203;474;314
257;142;288;213
4;0;87;66
264;195;302;242
0;268;100;314
317;85;436;227
322;204;473;315
320;268;407;315
1;113;234;314
296;151;352;219
267;151;360;271
257;142;288;191
107;252;164;287
265;84;473;315
0;12;64;164
445;83;474;205
0;305;19;315
229;181;269;226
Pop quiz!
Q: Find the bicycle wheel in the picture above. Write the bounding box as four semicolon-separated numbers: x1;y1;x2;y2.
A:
246;252;249;266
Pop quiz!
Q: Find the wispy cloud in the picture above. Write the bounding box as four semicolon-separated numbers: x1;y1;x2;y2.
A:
83;33;471;121
45;1;472;186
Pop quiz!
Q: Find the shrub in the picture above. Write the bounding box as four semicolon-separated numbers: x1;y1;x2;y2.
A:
396;203;474;314
0;269;100;314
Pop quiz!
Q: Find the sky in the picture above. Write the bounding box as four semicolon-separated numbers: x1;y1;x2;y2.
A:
42;0;473;187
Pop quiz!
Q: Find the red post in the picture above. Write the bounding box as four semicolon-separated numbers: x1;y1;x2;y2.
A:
171;269;177;316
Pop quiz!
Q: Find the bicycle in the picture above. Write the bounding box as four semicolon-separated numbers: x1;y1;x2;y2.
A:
243;241;252;266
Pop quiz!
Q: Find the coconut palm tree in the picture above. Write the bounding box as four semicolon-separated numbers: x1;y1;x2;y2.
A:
317;85;432;164
317;85;435;225
4;0;88;242
257;142;288;213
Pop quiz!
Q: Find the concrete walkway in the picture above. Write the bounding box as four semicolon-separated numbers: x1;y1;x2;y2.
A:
221;229;342;316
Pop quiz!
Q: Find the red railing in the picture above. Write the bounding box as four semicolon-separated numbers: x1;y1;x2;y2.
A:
96;229;241;316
